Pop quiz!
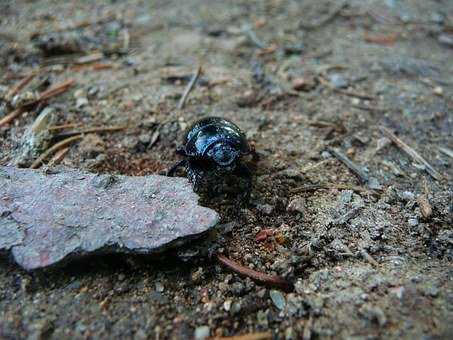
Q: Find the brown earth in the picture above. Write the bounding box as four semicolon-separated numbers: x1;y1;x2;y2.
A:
0;0;452;339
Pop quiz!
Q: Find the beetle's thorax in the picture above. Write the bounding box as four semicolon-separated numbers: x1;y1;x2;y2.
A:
206;141;239;167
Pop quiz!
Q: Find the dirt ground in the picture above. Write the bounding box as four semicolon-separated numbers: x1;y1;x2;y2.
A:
0;0;452;339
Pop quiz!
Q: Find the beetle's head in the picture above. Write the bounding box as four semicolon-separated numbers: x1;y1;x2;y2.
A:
207;142;239;170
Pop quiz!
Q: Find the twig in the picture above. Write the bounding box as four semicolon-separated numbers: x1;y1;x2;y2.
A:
363;32;399;46
217;254;293;291
38;79;75;102
439;146;453;159
417;178;432;220
0;79;75;128
303;316;313;340
53;125;127;139
332;207;362;225
360;248;379;267
0;108;26;127
74;52;104;64
299;159;331;173
48;123;83;131
291;183;372;194
212;332;272;340
244;28;267;49
6;72;37;99
30;135;82;169
379;126;443;181
50;14;116;33
319;77;375;100
300;1;347;29
417;194;432;220
327;147;369;184
351;104;386;113
122;29;130;51
177;66;202;109
46;147;70;167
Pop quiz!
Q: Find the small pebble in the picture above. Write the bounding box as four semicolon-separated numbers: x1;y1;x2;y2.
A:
321;151;332;159
87;86;99;97
231;301;242;314
269;289;286;310
292;77;315;91
73;89;86;99
408;218;419;227
257;310;268;327
438;34;453;48
431;12;444;24
76;97;89;108
223;299;232;312
285;327;296;340
257;288;267;298
389;286;405;300
155;282;164;292
194;326;210;340
287;196;305;214
433;86;443;96
328;73;348;89
256;203;274;215
138;133;151;145
401;191;415;201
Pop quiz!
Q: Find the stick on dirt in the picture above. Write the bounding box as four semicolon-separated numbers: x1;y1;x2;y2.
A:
177;66;202;109
53;125;127;139
328;147;370;184
213;332;272;340
0;108;26;128
291;183;372;194
48;123;83;131
379;126;442;181
0;79;75;128
439;146;453;159
319;76;375;100
37;79;75;102
300;1;347;29
46;147;70;167
217;254;293;291
6;72;37;99
30;135;82;169
360;248;379;267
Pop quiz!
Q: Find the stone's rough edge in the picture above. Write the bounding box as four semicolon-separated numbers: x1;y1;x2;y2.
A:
0;166;220;270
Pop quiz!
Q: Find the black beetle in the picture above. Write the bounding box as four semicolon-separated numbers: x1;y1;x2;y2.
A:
167;117;253;200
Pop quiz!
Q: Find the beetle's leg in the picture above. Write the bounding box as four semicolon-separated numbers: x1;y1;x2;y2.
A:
234;162;252;203
187;160;205;192
249;143;260;163
175;145;186;156
167;159;188;177
251;149;260;163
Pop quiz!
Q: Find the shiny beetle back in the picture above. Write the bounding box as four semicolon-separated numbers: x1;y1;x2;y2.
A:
183;117;249;158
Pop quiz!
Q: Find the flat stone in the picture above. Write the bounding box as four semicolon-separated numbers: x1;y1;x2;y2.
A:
0;166;219;270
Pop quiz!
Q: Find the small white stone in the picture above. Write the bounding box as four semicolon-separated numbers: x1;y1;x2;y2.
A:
194;326;210;340
76;97;89;108
74;89;86;98
223;299;232;311
155;282;164;292
408;218;419;227
433;86;443;96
